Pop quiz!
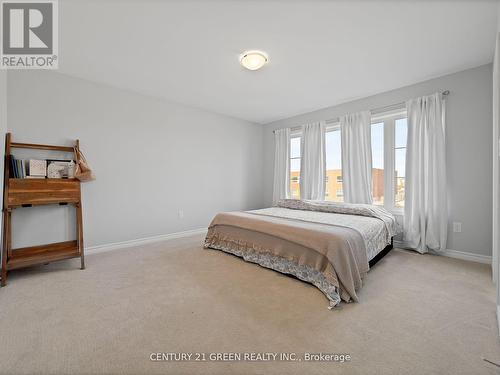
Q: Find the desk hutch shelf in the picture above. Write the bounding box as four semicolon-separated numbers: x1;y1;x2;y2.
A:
0;133;85;286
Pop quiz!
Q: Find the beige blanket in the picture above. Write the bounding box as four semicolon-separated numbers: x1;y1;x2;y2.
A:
204;211;369;305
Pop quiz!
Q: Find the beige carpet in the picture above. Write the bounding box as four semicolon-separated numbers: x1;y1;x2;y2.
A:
0;233;499;375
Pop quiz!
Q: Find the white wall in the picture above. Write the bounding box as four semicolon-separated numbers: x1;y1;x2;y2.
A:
0;71;6;271
263;64;493;257
5;65;494;258
493;35;499;283
0;71;6;209
494;4;500;329
7;71;264;248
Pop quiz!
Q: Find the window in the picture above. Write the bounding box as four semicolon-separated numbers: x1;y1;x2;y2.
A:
290;136;301;199
325;126;343;202
394;118;407;208
370;110;408;212
284;110;407;212
371;122;384;205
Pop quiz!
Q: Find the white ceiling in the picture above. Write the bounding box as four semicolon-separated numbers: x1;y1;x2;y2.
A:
58;0;498;124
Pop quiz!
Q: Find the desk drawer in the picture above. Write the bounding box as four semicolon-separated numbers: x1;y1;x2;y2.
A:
8;178;80;207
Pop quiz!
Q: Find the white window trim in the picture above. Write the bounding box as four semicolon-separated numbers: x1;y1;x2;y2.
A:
325;122;340;132
371;108;406;123
289;134;302;199
290;135;302;164
372;109;407;215
287;110;407;214
325;124;343;203
290;128;302;138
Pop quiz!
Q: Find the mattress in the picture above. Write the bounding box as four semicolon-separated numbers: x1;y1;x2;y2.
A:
248;207;392;261
204;200;399;308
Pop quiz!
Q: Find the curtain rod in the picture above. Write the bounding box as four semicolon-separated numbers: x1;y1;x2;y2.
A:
274;90;450;132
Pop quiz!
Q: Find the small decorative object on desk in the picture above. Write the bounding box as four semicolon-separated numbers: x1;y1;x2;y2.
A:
47;160;75;179
28;159;46;178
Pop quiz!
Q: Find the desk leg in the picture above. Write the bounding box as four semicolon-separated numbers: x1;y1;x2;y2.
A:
76;203;85;270
1;209;10;286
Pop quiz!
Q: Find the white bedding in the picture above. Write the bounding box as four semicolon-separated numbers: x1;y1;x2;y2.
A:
248;207;395;261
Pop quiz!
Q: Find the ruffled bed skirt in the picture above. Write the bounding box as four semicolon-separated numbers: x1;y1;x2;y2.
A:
204;231;342;309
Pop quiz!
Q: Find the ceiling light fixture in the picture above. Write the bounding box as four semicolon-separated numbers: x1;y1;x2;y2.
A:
240;50;268;71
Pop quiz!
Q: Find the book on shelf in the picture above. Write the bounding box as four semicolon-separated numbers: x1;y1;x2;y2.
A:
9;155;16;178
28;159;47;177
9;157;75;179
9;155;21;178
16;160;25;178
10;156;43;179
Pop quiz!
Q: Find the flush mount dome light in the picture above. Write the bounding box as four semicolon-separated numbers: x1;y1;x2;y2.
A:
240;50;268;71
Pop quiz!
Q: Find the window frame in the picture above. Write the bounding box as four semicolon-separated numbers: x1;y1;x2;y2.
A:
325;123;343;203
284;109;407;213
371;108;407;214
289;131;302;199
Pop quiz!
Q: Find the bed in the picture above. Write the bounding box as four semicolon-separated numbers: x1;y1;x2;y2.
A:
204;199;400;308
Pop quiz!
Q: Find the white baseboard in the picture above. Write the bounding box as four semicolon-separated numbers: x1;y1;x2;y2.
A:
86;233;492;264
393;240;491;264
439;248;492;264
85;228;208;255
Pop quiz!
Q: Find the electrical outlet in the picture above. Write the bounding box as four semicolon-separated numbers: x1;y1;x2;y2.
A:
453;222;462;233
178;210;184;219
